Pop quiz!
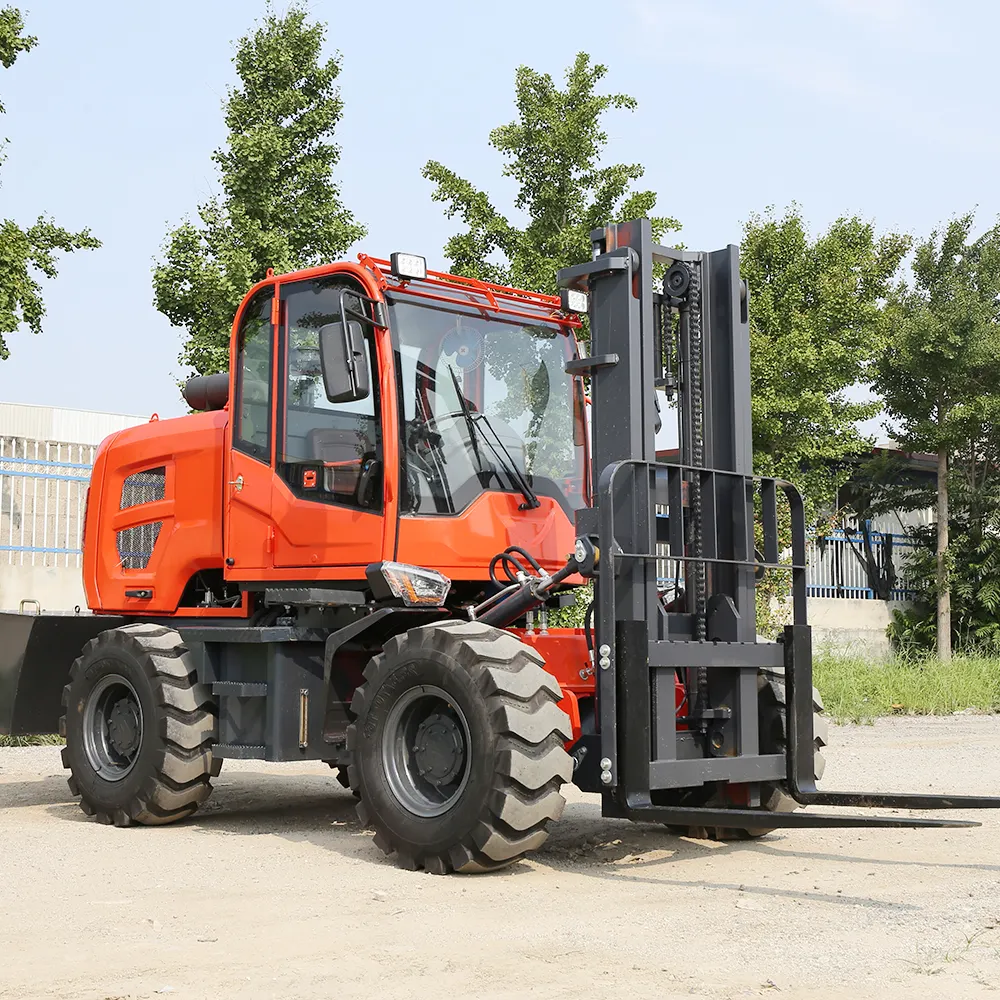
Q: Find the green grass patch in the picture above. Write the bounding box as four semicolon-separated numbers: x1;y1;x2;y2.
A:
813;650;1000;724
0;735;63;747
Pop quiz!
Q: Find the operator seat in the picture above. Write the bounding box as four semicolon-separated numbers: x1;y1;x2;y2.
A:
306;426;372;496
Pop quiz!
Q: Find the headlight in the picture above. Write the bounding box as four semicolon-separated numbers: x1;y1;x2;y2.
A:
366;561;451;607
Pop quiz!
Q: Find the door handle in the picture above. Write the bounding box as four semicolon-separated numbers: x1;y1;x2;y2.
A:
229;475;244;492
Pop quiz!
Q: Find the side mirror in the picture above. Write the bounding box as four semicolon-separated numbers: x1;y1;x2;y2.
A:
319;320;370;403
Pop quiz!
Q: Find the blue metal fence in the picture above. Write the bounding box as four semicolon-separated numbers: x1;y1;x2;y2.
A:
806;529;918;600
653;511;920;602
0;437;95;568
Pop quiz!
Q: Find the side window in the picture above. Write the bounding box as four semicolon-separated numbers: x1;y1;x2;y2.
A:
233;287;274;461
280;277;382;509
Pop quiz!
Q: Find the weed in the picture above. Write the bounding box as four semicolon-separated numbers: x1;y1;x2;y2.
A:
813;650;1000;723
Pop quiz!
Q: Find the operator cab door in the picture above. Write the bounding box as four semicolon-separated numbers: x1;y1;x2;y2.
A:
270;276;385;570
225;286;277;574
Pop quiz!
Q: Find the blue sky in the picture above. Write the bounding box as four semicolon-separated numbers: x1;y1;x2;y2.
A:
0;0;997;420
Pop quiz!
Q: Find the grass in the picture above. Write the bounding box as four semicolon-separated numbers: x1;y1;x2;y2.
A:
814;650;1000;724
0;735;63;747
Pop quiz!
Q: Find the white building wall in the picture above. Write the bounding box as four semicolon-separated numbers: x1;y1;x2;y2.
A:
0;401;149;447
808;597;903;657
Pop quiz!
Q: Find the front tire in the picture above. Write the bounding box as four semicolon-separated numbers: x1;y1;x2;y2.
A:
347;620;573;873
60;623;218;826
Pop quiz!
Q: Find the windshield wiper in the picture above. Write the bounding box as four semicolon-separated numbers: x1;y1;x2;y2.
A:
446;365;540;511
447;365;491;484
470;416;540;512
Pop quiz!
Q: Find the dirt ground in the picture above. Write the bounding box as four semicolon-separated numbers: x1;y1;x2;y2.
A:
1;717;999;1000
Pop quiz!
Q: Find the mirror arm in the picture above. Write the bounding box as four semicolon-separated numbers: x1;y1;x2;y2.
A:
337;287;388;329
336;286;385;395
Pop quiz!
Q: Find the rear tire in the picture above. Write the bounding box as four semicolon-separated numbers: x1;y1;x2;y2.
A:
347;620;573;873
668;664;827;840
60;623;218;826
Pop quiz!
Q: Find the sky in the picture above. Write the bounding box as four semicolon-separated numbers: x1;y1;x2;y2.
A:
0;0;998;422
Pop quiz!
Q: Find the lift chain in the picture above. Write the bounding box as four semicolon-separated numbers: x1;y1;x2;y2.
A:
684;263;711;736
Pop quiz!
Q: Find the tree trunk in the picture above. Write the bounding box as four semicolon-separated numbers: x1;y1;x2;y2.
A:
936;445;951;661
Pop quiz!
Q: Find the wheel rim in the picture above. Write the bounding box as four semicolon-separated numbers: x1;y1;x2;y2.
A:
382;684;472;818
82;672;143;782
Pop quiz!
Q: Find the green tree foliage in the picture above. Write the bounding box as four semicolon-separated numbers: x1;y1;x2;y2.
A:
153;4;365;376
0;7;100;361
876;215;1000;522
875;215;1000;657
423;52;678;301
741;205;909;511
889;519;1000;655
740;207;908;637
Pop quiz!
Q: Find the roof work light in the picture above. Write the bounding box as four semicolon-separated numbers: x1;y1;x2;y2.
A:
560;288;589;314
389;252;428;282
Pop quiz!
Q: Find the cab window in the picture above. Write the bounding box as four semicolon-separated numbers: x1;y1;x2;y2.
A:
279;277;382;509
233;287;274;462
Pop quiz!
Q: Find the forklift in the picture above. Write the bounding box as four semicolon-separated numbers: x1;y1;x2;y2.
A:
1;219;997;873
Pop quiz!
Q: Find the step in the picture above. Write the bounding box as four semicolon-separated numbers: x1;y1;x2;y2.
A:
212;743;266;760
212;681;268;697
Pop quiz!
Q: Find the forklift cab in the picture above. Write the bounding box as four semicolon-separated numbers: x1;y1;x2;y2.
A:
222;259;587;584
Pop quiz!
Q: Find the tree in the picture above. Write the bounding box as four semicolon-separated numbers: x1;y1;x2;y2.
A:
422;52;678;300
889;515;1000;656
0;7;100;360
741;206;910;512
153;4;364;377
875;214;1000;660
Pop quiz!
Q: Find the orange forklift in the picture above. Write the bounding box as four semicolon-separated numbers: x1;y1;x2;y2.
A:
3;219;996;873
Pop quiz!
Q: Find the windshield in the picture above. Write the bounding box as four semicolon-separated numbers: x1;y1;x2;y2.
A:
386;293;587;516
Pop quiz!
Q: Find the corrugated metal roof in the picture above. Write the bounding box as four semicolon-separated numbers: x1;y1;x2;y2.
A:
0;402;149;446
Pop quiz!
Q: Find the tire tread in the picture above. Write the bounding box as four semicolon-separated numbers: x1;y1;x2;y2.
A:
59;624;218;827
348;620;572;873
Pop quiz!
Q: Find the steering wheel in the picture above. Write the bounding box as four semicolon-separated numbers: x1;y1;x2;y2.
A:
402;419;453;513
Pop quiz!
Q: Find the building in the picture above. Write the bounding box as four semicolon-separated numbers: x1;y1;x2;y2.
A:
0;402;149;611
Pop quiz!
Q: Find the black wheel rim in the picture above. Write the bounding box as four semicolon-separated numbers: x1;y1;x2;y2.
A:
382;684;472;818
82;672;143;782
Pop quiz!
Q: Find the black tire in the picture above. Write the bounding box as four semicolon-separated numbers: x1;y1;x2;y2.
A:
325;759;360;798
669;664;828;840
60;623;218;827
347;619;573;874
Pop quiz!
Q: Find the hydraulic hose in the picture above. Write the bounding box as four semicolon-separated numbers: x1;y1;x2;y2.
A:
475;549;578;628
489;545;544;588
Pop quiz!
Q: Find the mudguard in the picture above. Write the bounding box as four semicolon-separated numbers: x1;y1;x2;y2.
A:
0;612;124;736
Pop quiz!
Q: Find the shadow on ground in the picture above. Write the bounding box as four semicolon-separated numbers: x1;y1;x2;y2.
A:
4;763;997;889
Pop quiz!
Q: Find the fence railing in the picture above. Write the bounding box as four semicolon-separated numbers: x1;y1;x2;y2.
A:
654;511;919;603
2;440;920;601
0;437;95;569
805;529;917;601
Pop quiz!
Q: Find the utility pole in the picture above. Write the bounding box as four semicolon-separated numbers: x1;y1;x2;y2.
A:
936;444;951;662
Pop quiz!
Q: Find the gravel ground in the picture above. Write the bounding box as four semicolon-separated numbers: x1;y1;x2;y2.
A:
1;716;999;1000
